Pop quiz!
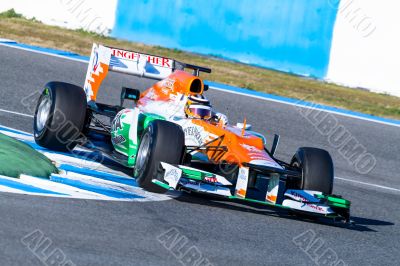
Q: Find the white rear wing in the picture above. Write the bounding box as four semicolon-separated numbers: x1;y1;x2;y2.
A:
83;43;211;101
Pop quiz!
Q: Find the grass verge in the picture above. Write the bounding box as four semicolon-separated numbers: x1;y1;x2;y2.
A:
0;133;58;178
1;10;399;119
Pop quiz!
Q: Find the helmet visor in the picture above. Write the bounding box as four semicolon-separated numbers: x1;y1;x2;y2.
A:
189;105;211;119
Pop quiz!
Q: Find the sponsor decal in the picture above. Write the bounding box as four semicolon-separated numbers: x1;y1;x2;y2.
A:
112;135;126;145
161;88;170;95
306;203;325;212
204;176;218;183
266;174;279;203
111;49;173;68
92;46;99;72
183;126;203;145
241;144;258;152
111;112;123;132
235;167;249;198
249;155;270;160
161;163;182;189
111;111;128;146
180;179;200;186
289;191;310;202
282;199;333;214
241;144;276;163
285;190;320;203
163;78;175;89
165;169;180;183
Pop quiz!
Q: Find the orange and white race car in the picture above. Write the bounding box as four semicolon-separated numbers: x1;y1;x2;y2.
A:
33;44;351;223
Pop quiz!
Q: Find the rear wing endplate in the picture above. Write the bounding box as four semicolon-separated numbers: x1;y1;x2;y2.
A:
83;43;211;101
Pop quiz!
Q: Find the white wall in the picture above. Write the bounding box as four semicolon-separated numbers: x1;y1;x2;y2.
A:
0;0;117;35
327;0;400;96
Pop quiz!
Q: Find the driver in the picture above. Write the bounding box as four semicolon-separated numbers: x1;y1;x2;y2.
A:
184;95;228;125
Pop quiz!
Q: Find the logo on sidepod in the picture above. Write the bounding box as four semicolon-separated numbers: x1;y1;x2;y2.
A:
111;112;124;132
183;126;203;145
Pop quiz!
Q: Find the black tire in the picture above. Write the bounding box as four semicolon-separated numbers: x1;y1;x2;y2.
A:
290;147;334;194
34;81;87;151
134;120;185;193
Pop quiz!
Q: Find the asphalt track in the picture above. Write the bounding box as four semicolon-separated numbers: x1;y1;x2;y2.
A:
0;44;399;265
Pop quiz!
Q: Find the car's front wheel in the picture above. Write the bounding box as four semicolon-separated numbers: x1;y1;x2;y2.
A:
289;147;334;194
134;120;185;193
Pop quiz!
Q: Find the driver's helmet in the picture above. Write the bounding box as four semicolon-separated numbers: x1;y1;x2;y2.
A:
184;95;212;120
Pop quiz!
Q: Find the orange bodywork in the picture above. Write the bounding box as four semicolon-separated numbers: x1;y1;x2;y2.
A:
191;119;273;165
88;63;109;101
138;70;275;166
139;70;204;103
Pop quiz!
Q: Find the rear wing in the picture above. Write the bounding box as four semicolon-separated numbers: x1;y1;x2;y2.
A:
83;43;211;101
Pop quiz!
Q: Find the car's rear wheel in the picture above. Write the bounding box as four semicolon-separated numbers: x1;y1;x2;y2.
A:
135;120;185;193
34;81;87;151
289;147;334;194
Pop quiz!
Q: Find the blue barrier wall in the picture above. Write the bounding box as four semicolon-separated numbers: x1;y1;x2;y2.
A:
112;0;340;78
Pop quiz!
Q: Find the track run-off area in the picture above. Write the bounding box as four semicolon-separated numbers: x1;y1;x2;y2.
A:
0;43;399;265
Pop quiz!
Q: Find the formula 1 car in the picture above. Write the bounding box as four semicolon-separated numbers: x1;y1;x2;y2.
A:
33;44;350;223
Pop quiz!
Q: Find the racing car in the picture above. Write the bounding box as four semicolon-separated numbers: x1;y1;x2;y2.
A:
33;43;351;223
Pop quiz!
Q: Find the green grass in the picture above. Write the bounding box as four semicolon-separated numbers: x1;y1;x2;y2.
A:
0;133;58;178
1;9;400;119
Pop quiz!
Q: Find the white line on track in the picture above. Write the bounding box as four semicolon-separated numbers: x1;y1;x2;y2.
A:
335;176;400;193
0;108;33;118
19;174;113;200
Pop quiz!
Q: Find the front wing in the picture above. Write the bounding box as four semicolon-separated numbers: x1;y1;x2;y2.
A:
152;162;351;223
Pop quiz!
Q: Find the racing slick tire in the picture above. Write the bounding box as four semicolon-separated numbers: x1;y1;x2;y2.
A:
134;120;185;193
34;81;87;151
290;147;334;194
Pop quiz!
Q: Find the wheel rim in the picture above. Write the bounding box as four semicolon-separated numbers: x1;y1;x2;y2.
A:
292;160;304;189
36;94;52;132
136;132;151;172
